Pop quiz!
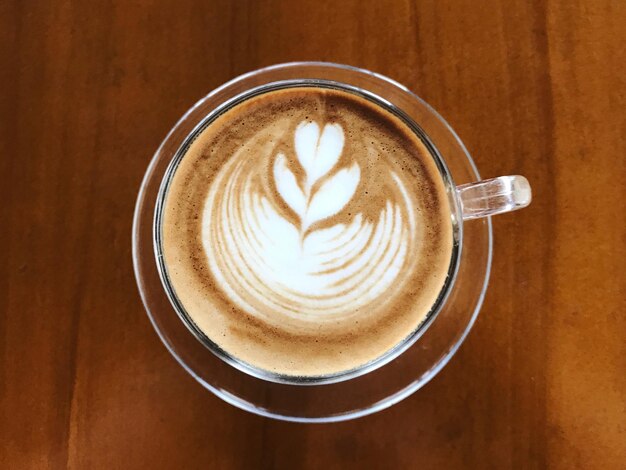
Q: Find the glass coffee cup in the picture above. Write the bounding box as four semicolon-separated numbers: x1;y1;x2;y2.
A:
133;62;531;422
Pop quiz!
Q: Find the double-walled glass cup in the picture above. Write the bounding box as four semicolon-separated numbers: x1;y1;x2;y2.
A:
133;62;531;422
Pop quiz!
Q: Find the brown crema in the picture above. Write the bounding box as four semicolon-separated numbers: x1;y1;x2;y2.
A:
161;86;453;378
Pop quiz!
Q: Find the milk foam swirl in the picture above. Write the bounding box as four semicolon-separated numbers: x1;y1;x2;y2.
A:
201;120;419;324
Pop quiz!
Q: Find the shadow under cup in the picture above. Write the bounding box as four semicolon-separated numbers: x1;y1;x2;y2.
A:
133;61;493;422
154;80;463;386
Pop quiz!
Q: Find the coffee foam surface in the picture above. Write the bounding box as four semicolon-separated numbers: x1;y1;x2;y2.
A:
161;87;453;377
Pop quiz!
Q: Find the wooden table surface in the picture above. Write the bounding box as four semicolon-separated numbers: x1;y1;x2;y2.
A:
1;1;624;468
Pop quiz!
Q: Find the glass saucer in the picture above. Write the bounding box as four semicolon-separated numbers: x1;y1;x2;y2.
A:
132;62;492;422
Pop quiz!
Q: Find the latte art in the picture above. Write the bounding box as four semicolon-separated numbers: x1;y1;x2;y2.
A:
203;121;417;324
161;87;453;377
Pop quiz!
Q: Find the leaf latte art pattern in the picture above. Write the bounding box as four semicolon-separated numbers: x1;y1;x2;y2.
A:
202;120;418;323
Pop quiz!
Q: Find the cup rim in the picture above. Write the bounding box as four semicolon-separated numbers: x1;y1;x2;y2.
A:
153;77;463;385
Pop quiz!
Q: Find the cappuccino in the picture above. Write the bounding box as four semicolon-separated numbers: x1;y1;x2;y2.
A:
160;86;454;378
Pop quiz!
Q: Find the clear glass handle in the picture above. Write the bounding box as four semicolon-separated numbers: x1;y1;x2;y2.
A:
457;175;531;220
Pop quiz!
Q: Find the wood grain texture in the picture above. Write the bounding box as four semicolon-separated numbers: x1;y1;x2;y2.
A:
0;0;624;468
